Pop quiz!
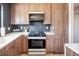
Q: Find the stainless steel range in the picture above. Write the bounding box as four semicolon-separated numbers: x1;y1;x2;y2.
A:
28;31;46;55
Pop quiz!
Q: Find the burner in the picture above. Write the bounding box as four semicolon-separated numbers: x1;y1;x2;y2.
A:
28;31;46;37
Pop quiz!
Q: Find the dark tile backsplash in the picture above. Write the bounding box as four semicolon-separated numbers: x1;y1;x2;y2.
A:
10;21;50;32
10;24;28;32
29;21;50;32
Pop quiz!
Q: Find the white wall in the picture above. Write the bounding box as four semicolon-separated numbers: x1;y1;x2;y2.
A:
73;13;79;43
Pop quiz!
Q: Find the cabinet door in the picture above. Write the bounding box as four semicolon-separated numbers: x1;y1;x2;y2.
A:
52;4;63;34
46;36;51;53
11;4;21;24
11;4;29;24
29;3;44;12
20;36;28;54
9;42;16;56
43;4;52;24
0;48;5;56
15;38;21;56
0;35;28;56
54;34;64;53
46;35;54;53
52;3;68;36
0;41;16;56
20;4;29;24
54;34;61;53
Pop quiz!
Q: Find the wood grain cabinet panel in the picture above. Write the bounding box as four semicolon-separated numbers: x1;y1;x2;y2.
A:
11;4;21;24
0;48;5;56
52;4;64;34
11;3;52;24
28;3;44;12
46;35;54;53
11;4;29;24
20;35;28;53
51;3;68;53
8;41;16;56
0;35;28;56
54;34;62;53
43;4;52;24
20;4;29;24
0;40;16;56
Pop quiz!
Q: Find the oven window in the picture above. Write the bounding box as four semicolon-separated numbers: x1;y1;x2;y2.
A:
28;39;45;49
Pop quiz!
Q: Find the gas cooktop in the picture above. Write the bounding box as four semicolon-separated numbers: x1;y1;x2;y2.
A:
28;31;46;37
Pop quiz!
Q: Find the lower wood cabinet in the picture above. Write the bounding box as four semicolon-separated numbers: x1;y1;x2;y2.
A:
0;35;28;56
46;34;64;54
20;35;28;53
54;35;61;53
54;34;64;53
46;35;54;53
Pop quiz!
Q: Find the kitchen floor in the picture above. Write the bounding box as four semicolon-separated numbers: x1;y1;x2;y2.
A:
21;53;64;56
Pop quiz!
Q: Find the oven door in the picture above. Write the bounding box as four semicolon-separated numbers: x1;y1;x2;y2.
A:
28;39;45;49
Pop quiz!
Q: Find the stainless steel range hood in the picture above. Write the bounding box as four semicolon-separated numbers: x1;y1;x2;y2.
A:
29;12;44;22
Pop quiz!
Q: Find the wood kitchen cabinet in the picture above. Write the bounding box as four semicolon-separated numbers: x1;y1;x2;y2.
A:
52;4;64;34
20;4;29;24
43;4;52;24
28;3;52;24
11;4;29;24
54;34;64;53
46;35;54;53
20;35;28;53
46;34;64;54
51;3;68;53
28;3;44;12
11;3;52;24
0;35;28;56
52;3;68;36
0;40;18;56
11;4;21;24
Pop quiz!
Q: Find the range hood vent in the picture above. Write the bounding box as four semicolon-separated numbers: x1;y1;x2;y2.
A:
29;12;44;22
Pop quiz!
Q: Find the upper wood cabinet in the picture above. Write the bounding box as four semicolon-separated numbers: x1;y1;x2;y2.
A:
11;4;21;24
11;4;29;24
20;4;29;24
28;3;44;12
52;3;68;35
28;3;52;24
52;4;64;34
43;4;52;24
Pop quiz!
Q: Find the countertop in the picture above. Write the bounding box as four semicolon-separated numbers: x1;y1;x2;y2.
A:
45;32;54;35
65;43;79;54
0;32;54;50
0;32;28;50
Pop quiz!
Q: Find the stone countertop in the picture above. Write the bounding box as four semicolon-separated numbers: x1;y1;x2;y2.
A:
0;32;54;50
65;43;79;55
45;32;54;35
0;32;28;50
